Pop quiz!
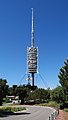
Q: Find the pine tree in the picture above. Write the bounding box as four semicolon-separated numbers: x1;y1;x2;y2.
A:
58;58;68;94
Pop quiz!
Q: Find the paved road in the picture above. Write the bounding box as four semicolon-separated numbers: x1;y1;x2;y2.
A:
0;105;55;120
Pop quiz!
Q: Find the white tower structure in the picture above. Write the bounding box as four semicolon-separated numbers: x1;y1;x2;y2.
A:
27;8;38;86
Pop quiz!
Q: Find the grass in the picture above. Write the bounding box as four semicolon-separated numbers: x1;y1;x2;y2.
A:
0;106;26;116
64;108;68;112
38;101;59;108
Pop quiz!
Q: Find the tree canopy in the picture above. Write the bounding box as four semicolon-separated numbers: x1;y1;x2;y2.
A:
0;79;8;105
58;58;68;94
51;86;65;103
58;58;68;104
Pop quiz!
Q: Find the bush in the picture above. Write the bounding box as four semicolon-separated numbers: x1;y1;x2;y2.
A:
64;108;68;112
1;106;11;112
47;101;59;108
0;106;26;114
39;101;59;108
60;103;68;109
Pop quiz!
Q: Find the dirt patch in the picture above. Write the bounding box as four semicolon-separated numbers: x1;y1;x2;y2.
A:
63;111;68;120
57;110;68;120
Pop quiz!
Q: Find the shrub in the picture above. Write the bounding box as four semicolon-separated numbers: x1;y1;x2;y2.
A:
0;106;26;114
64;108;68;112
39;101;59;108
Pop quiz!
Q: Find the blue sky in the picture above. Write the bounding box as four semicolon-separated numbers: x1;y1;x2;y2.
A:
0;0;68;89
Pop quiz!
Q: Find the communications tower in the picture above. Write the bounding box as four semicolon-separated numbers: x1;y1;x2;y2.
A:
27;8;38;86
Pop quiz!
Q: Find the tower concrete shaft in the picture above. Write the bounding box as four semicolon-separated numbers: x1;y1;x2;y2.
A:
32;72;34;86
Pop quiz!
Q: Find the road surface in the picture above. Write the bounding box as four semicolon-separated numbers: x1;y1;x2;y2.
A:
0;105;55;120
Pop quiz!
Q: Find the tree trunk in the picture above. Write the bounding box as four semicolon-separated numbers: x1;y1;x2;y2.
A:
21;98;24;105
0;98;2;106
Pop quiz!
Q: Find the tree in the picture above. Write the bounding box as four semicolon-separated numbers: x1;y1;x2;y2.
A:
27;88;50;103
51;86;65;103
16;85;28;104
8;85;17;96
58;58;68;95
0;79;8;105
58;58;68;107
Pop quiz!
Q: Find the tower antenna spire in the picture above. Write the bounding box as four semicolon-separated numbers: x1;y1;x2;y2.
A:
31;8;34;47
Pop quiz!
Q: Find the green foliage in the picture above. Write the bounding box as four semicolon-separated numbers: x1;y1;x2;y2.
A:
16;85;28;104
47;101;59;108
26;88;51;104
51;86;65;103
58;58;68;94
0;79;8;105
0;106;26;116
8;85;17;96
58;58;68;104
0;106;26;112
7;85;51;105
39;101;59;108
3;98;10;104
64;108;68;112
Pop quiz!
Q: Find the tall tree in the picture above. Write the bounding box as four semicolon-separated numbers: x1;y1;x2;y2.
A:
0;79;8;105
58;58;68;94
58;58;68;103
16;85;28;104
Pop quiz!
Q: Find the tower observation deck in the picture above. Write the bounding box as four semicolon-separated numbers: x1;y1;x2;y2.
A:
27;8;38;86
